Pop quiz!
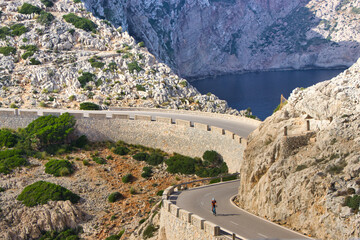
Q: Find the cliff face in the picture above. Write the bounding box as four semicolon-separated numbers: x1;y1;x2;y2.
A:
237;59;360;239
83;0;360;77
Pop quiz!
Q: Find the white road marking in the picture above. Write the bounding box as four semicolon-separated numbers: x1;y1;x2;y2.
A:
230;221;239;226
258;233;268;238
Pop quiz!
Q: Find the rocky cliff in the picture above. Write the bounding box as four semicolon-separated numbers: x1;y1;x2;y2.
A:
82;0;360;77
237;59;360;239
0;0;238;114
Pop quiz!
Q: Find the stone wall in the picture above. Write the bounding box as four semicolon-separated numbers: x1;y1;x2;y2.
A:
0;109;248;173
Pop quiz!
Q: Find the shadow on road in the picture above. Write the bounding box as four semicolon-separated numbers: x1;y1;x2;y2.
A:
216;213;241;217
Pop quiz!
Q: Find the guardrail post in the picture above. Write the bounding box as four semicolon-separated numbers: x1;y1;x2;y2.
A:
307;120;310;131
284;126;288;136
232;233;236;240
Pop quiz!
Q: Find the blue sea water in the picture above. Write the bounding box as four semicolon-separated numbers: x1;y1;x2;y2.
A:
191;69;344;120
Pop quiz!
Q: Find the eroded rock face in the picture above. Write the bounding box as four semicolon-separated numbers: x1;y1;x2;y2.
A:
0;201;85;240
82;0;360;77
237;59;360;239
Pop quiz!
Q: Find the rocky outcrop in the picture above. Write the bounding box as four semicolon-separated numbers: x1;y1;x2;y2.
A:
0;0;239;114
82;0;360;77
0;201;85;240
237;59;360;239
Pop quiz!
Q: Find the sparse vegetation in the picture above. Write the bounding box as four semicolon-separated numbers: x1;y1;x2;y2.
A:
37;11;55;25
127;61;142;73
122;173;133;183
78;72;96;87
133;152;150;161
344;195;360;212
327;161;347;175
113;146;130;155
105;230;125;240
0;46;16;56
136;84;146;91
45;159;74;176
10;24;28;36
63;13;97;32
295;165;307;172
38;228;81;240
156;190;164;196
20;45;38;60
17;181;80;207
141;166;152;178
89;56;105;68
79;102;100;110
41;0;54;7
143;224;157;239
18;3;42;15
108;192;123;203
0;149;27;175
138;41;145;47
30;58;41;65
93;156;106;164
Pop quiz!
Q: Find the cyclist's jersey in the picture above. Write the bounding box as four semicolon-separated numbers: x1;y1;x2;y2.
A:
211;200;216;207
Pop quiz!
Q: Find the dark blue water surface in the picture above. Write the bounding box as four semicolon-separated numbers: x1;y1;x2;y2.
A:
191;69;344;120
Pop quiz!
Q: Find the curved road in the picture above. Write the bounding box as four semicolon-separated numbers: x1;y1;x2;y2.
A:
28;108;260;137
171;181;312;240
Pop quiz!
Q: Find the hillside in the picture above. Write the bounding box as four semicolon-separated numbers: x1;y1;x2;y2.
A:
0;0;238;114
237;59;360;239
82;0;360;77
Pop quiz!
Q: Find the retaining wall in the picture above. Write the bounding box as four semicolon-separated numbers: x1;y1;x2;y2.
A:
0;109;247;172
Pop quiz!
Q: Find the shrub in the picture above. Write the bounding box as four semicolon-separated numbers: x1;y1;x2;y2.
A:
127;61;142;73
295;165;307;172
90;61;105;68
347;188;356;195
0;129;18;148
136;84;146;91
133;152;150;161
38;228;80;240
73;0;81;3
130;187;136;194
165;154;197;174
138;41;145;47
63;13;97;32
93;156;106;164
17;181;80;207
21;51;34;59
344;195;360;212
113;146;130;155
0;187;5;192
203;150;222;166
72;135;88;148
105;230;125;240
19;112;75;151
78;72;96;87
37;11;55;25
18;3;42;14
179;81;187;87
45;159;74;176
41;0;54;7
10;103;18;109
0;27;11;39
83;159;90;166
0;46;16;56
122;173;132;183
147;153;164;166
143;224;157;239
156;190;164;196
108;62;117;71
10;24;28;36
0;149;27;174
79;102;100;110
209;174;237;184
327;161;347;175
20;45;38;59
30;58;41;65
108;192;123;203
141;166;152;179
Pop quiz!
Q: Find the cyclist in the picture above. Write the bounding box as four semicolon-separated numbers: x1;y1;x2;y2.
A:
211;198;217;216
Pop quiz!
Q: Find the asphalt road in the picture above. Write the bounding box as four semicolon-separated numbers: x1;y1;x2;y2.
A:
172;181;312;240
32;108;260;138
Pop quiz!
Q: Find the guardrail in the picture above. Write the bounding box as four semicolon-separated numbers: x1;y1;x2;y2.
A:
162;173;245;240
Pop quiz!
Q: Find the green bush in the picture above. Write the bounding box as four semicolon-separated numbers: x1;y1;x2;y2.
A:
0;129;18;148
108;62;117;71
45;159;74;177
18;3;42;14
147;153;164;166
296;165;307;172
209;174;237;184
38;228;80;240
156;190;164;196
105;230;125;240
122;173;132;183
203;150;222;166
78;72;96;87
37;11;55;25
344;195;360;212
136;84;146;91
18;112;75;151
30;58;41;65
0;187;5;192
17;181;80;207
165;154;198;174
108;192;123;203
0;149;27;174
72;135;88;148
143;224;157;239
10;24;28;36
113;146;130;155
133;152;150;161
21;51;34;60
79;102;100;110
90;61;105;68
83;159;90;166
0;27;11;39
130;187;136;194
93;156;106;164
41;0;54;7
20;45;38;60
0;46;16;56
63;13;97;32
73;0;81;3
138;41;145;47
127;61;142;73
141;166;152;179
